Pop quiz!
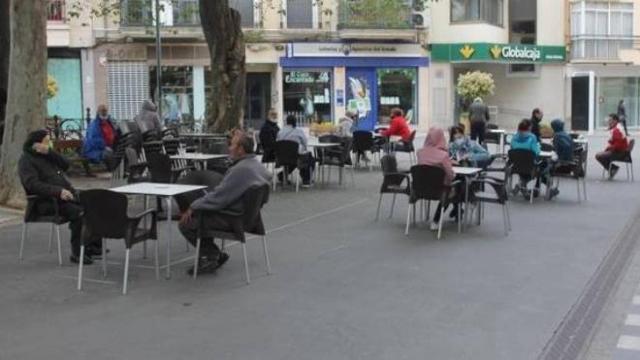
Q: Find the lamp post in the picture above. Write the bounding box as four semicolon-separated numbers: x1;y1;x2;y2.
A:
154;0;162;119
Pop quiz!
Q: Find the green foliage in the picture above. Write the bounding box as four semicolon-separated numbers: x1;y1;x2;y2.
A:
456;71;495;102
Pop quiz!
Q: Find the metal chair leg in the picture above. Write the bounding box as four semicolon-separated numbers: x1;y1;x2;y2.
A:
405;204;412;236
154;239;160;280
389;194;397;218
262;236;271;275
56;225;62;266
143;240;147;259
77;245;85;291
102;238;107;278
437;207;445;240
242;243;251;285
122;248;130;295
19;223;27;261
193;237;201;279
502;205;509;236
48;223;54;253
583;178;588;200
375;194;383;221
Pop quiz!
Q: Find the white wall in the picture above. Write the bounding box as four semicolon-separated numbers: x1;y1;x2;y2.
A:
537;0;566;46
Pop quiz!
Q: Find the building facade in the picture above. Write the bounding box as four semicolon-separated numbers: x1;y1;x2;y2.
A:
427;0;568;131
566;0;640;132
57;0;432;132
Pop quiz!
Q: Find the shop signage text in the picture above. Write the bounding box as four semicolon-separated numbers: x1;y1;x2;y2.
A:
288;43;425;58
284;71;330;84
431;43;566;63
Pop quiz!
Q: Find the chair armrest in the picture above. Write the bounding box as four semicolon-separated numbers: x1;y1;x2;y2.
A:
127;208;158;234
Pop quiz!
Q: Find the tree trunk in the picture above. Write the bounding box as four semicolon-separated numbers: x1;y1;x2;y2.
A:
0;0;47;208
0;0;10;144
199;0;246;133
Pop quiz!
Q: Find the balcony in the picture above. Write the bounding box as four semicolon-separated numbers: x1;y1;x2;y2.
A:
48;0;66;22
571;35;634;61
337;0;413;30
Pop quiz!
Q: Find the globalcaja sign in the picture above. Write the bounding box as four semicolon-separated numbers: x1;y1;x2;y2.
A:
431;43;566;63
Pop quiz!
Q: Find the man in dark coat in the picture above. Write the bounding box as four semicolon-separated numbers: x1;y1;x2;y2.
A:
258;108;280;163
18;129;100;264
468;97;490;144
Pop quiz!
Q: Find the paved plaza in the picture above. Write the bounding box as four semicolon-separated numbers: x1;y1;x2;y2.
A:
1;135;640;360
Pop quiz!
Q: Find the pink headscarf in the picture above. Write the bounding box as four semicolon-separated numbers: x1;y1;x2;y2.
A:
417;127;454;185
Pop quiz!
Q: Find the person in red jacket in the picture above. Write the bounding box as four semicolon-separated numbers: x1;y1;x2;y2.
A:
381;108;411;142
596;114;630;179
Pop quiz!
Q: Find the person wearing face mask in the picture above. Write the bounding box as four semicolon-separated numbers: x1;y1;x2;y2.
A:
19;130;103;264
259;108;280;163
82;104;120;170
448;125;491;169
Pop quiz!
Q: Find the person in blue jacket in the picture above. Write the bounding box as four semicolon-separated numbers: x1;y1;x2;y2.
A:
448;125;492;168
82;104;119;170
551;119;574;162
510;119;556;199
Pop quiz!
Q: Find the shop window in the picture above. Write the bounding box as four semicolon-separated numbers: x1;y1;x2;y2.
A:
283;70;332;126
150;66;194;127
597;77;639;129
377;69;417;125
451;0;503;27
570;1;633;60
507;64;539;78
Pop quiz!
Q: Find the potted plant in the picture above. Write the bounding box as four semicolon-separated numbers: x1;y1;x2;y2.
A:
456;71;495;133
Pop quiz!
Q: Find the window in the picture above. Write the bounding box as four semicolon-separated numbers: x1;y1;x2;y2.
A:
228;0;255;28
150;66;194;126
597;77;639;129
451;0;503;27
377;69;417;124
120;0;152;26
48;0;66;22
286;0;314;29
571;1;634;60
282;70;333;127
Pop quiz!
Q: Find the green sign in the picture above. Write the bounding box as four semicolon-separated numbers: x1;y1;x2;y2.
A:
431;43;566;63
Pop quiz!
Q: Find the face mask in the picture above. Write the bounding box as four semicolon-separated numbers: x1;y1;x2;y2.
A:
454;138;465;146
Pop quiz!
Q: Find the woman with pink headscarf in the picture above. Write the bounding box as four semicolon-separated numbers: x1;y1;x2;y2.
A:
417;127;459;231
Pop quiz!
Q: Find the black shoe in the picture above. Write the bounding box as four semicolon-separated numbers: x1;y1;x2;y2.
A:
86;248;110;259
187;253;230;276
217;252;230;268
547;188;560;200
609;166;620;180
70;254;93;265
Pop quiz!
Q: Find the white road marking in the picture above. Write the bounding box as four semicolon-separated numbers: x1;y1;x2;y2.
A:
633;296;640;305
618;335;640;351
625;314;640;327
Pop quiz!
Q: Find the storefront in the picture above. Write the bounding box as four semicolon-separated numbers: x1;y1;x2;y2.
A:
280;43;430;131
430;43;566;131
566;64;640;133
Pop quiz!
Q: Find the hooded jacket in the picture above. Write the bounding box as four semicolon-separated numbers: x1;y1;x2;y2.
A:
510;131;540;157
417;127;454;185
134;100;162;136
18;140;75;198
551;119;573;162
82;115;117;162
448;136;491;167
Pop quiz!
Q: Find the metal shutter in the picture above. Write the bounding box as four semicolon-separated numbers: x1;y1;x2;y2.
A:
107;61;149;121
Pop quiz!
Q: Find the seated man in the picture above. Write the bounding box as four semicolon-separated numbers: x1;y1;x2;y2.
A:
596;114;629;179
82;104;119;170
276;115;315;187
259;108;280;163
179;131;271;275
18;130;101;264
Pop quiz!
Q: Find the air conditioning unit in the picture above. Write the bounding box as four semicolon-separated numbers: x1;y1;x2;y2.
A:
412;0;431;29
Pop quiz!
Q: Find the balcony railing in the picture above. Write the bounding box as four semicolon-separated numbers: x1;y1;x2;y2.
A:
120;0;254;28
48;0;66;22
337;0;413;30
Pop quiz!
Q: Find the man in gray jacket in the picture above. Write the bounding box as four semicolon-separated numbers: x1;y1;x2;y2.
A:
179;131;271;274
468;97;490;145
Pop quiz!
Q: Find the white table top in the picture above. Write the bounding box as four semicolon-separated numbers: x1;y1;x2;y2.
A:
574;138;588;144
308;142;341;148
489;129;506;134
539;151;555;158
180;133;226;138
453;167;483;176
170;153;228;161
111;182;207;197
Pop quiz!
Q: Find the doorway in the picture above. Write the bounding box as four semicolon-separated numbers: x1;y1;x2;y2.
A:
571;76;589;131
245;73;272;130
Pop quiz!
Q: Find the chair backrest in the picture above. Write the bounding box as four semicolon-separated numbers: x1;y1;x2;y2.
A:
146;152;174;183
125;147;141;166
508;149;536;176
240;184;270;236
410;165;447;201
79;189;128;239
163;138;182;155
143;140;164;156
174;170;222;212
628;138;635;153
381;154;399;175
275;140;299;167
352;131;374;152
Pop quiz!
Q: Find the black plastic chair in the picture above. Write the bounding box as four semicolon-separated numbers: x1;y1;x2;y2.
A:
77;189;158;294
146;152;187;184
274;140;301;192
192;184;271;283
551;145;588;202
394;130;417;165
124;147;148;184
318;135;355;186
406;165;458;239
19;195;68;265
352;131;380;170
470;176;511;236
141;140;164;163
507;149;538;203
607;138;635;181
376;155;410;221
